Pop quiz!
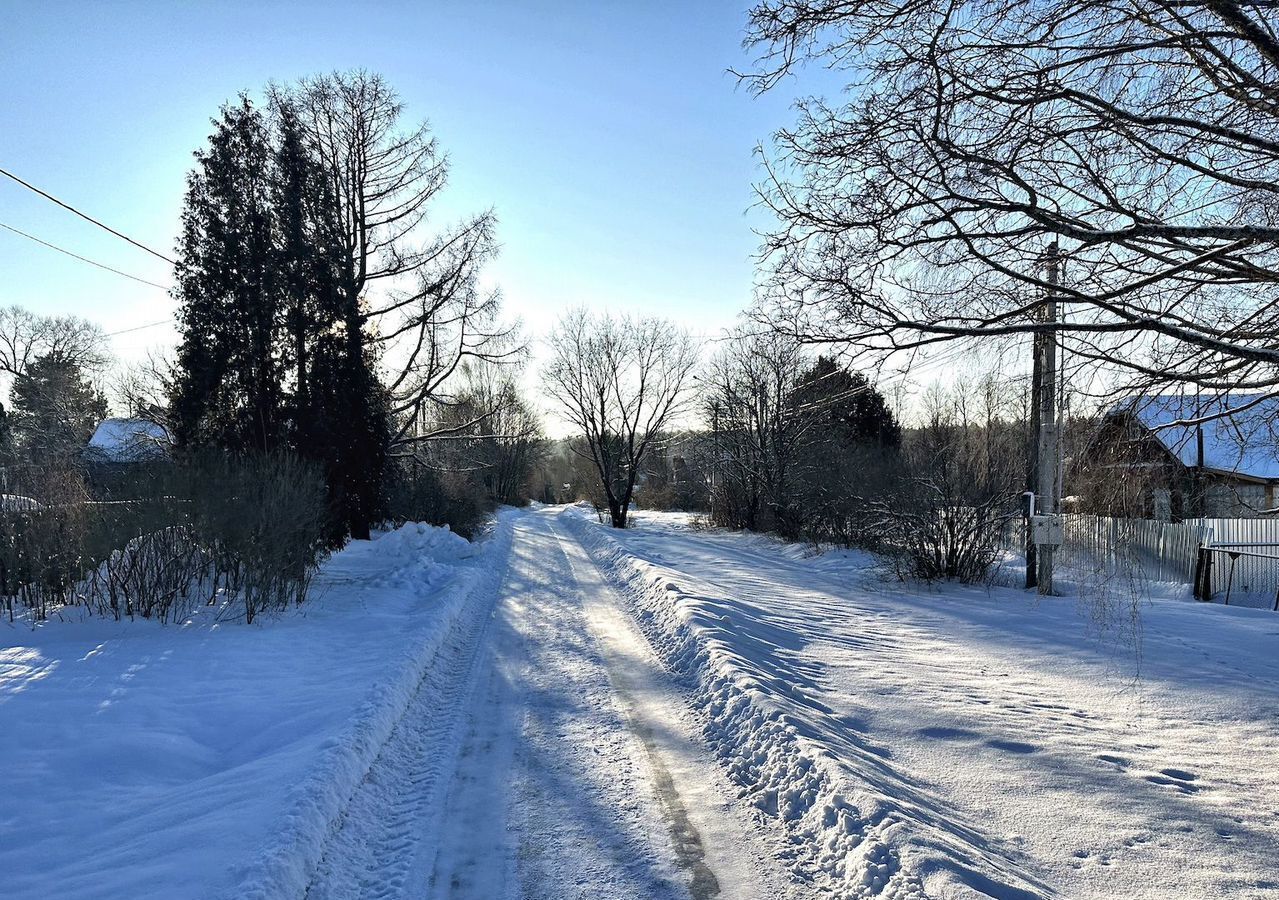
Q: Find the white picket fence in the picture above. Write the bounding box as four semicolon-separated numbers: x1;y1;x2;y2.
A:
1006;514;1279;604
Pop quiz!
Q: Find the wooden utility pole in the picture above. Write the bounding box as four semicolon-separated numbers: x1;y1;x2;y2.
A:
1025;329;1042;588
1037;242;1061;595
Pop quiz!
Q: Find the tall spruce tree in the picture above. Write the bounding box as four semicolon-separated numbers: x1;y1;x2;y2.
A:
792;357;901;449
172;93;392;540
271;98;389;540
172;75;508;541
172;97;285;454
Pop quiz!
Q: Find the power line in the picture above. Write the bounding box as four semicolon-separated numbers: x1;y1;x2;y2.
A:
0;220;171;290
105;318;175;337
0;165;176;265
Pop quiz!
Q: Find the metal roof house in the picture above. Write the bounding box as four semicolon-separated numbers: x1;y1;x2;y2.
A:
1075;394;1279;520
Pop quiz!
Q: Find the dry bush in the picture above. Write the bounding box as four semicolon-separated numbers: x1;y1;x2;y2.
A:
0;466;92;622
84;525;212;623
385;462;491;539
868;383;1023;583
182;451;330;623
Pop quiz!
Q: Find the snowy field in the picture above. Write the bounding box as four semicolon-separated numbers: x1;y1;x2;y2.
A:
2;504;1277;899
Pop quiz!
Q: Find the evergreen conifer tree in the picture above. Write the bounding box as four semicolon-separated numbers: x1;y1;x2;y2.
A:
171;97;285;454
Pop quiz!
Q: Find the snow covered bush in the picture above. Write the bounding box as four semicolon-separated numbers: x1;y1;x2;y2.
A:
83;525;212;622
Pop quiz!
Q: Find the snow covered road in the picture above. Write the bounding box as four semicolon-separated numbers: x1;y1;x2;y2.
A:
304;509;795;900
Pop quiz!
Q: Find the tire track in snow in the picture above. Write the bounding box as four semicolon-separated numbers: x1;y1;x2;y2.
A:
423;587;521;899
304;530;511;900
548;513;801;900
501;513;693;900
310;510;795;900
551;524;721;900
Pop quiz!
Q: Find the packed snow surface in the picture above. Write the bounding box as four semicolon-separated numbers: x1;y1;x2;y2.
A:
0;518;497;900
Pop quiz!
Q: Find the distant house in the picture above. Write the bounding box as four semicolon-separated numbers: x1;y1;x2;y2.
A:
1075;394;1279;520
83;418;172;465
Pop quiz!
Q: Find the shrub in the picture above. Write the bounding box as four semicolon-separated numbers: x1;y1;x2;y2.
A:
872;491;1016;583
385;462;492;539
0;466;92;622
181;451;331;623
866;392;1021;583
83;525;212;622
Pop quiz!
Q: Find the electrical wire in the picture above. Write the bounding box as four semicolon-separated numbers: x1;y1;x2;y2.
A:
0;165;176;265
0;220;171;290
105;318;175;337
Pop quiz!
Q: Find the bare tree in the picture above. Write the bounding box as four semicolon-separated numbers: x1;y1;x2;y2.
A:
544;310;698;527
418;361;545;506
0;306;106;382
113;352;175;426
279;71;520;450
701;327;811;534
744;0;1279;405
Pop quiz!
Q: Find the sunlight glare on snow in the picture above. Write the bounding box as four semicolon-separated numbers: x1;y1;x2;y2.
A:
0;647;57;700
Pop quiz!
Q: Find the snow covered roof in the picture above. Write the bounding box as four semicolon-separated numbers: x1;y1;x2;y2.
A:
85;418;172;463
1110;394;1279;480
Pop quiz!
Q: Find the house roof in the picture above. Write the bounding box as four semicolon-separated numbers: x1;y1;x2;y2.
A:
86;418;171;463
1110;394;1279;481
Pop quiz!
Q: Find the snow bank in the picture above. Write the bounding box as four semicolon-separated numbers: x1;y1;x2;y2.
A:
365;521;480;590
0;515;513;900
229;518;511;900
566;513;924;899
567;511;1041;900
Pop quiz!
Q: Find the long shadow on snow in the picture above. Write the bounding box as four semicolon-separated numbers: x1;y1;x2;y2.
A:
612;518;1279;894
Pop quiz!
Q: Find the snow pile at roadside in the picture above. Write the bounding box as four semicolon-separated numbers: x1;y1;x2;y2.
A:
230;518;511;900
368;521;480;590
373;520;476;563
568;511;1039;900
567;514;921;899
0;515;513;900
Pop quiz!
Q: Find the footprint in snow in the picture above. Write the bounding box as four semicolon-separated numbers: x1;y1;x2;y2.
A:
918;725;980;741
987;739;1038;755
1144;772;1201;794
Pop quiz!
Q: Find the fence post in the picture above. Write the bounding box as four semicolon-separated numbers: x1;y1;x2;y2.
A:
1193;546;1212;602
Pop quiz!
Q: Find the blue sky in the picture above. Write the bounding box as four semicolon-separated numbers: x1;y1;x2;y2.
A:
0;0;807;375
